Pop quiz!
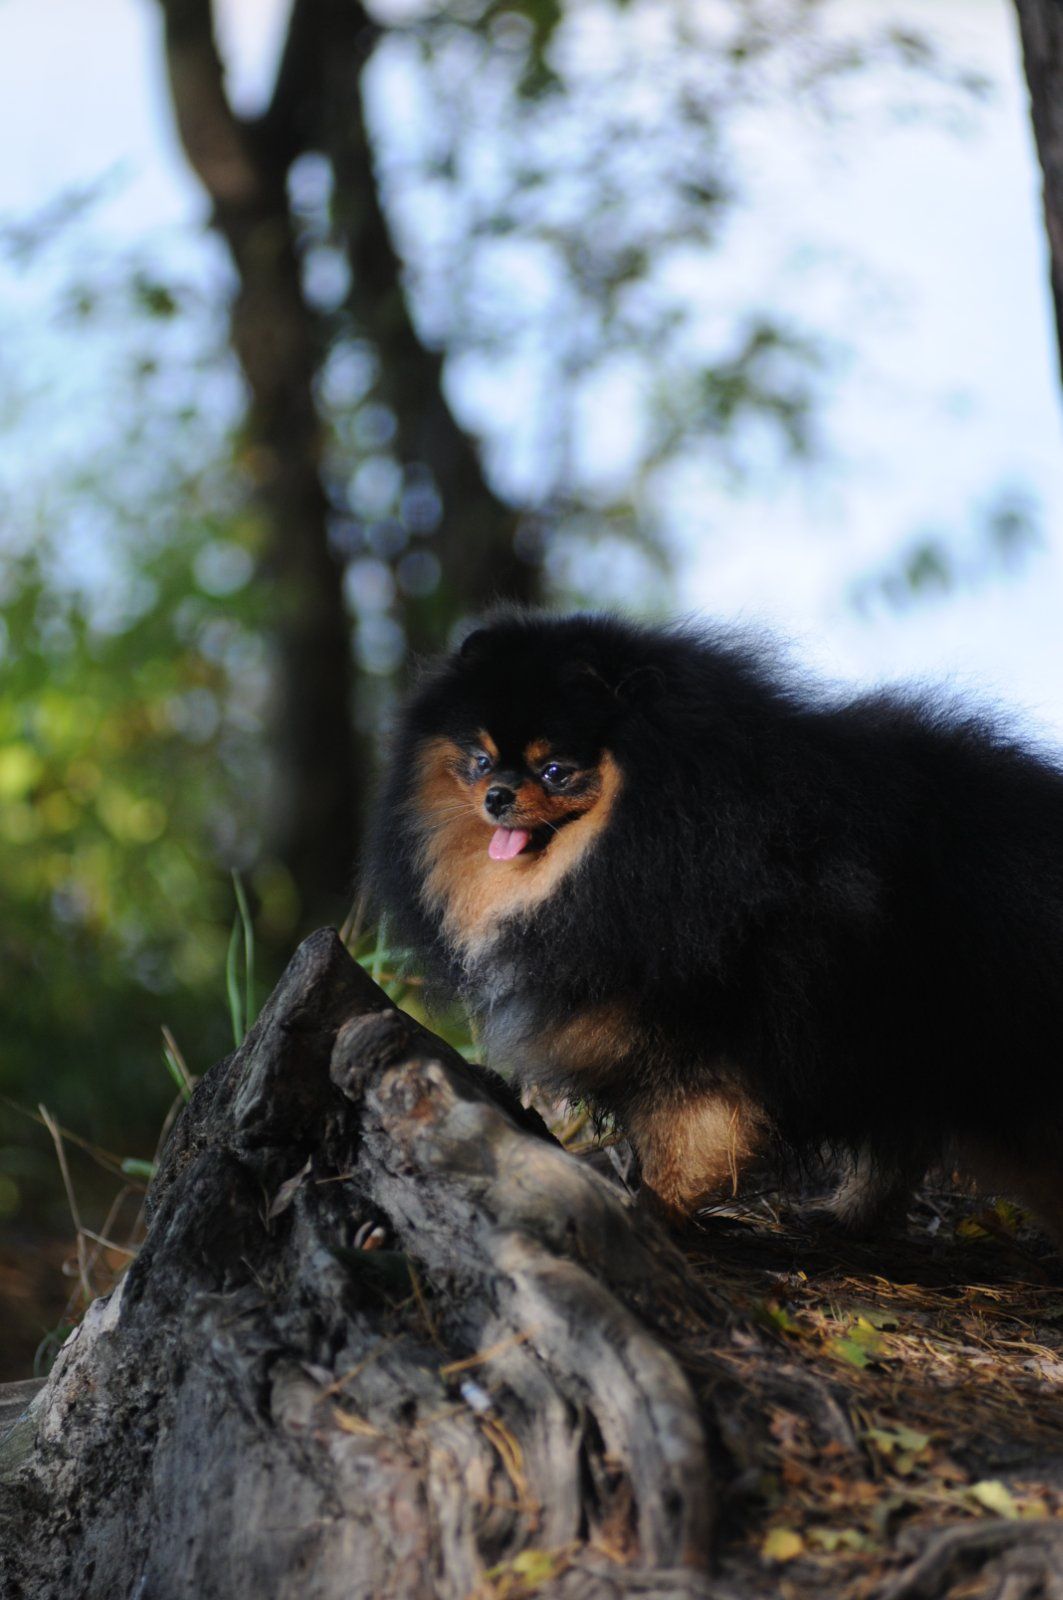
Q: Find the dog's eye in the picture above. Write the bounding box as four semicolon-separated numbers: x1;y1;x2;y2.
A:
474;753;493;775
541;763;573;788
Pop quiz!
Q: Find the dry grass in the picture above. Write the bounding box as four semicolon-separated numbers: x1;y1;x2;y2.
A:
675;1185;1063;1597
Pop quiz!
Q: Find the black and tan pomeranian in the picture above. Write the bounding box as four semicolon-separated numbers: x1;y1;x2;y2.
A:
367;610;1063;1240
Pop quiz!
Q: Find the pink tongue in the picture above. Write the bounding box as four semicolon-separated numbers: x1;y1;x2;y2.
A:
488;827;531;861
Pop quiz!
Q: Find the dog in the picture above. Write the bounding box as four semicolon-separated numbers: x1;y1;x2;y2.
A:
366;610;1063;1242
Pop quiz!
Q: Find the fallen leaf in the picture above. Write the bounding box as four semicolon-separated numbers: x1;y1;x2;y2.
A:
484;1546;575;1591
829;1337;872;1369
756;1302;804;1337
993;1199;1024;1233
511;1550;565;1583
762;1527;805;1562
969;1480;1020;1519
807;1527;872;1553
864;1425;932;1471
863;1425;933;1478
850;1306;900;1331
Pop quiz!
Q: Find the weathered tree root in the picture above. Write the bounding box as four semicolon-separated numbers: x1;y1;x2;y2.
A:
878;1520;1063;1600
0;930;714;1599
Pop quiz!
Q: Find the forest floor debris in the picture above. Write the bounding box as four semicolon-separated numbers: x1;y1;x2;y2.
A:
678;1185;1063;1598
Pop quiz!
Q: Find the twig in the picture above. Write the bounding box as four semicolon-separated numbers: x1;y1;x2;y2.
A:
407;1260;443;1348
80;1184;140;1285
339;890;368;949
439;1330;535;1378
315;1340;395;1401
1;1096;128;1178
161;1025;194;1101
39;1103;93;1306
78;1227;138;1258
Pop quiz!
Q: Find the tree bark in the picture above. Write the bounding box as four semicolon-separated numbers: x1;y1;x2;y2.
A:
1014;0;1063;386
0;931;713;1597
3;932;1061;1599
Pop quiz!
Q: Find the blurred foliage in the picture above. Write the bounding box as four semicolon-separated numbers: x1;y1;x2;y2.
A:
850;489;1043;615
346;921;479;1061
0;514;272;1133
0;0;1003;1220
0;249;284;1216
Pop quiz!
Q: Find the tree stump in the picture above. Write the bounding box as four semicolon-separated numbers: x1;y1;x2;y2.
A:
0;931;715;1599
4;930;1059;1600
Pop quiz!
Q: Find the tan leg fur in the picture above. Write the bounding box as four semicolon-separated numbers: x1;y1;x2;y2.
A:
629;1089;768;1224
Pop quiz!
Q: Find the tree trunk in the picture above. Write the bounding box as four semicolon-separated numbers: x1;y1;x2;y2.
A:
1014;0;1063;386
155;0;541;928
159;0;358;928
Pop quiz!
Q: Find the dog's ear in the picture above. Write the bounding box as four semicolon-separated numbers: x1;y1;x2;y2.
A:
457;627;488;662
615;664;667;706
562;657;666;707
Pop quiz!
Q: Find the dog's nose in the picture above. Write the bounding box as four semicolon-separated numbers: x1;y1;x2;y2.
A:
484;785;515;818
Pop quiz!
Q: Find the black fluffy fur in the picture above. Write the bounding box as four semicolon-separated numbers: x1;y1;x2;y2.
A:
367;611;1063;1187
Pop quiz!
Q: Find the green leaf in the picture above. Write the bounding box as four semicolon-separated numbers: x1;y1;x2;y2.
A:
829;1337;871;1369
121;1158;156;1181
849;1306;899;1331
754;1301;803;1336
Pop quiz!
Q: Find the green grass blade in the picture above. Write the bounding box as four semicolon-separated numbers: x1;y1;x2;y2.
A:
162;1041;192;1102
121;1158;156;1181
231;869;255;1039
226;907;243;1047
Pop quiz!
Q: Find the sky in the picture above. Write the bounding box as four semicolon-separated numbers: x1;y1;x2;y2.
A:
0;0;1061;732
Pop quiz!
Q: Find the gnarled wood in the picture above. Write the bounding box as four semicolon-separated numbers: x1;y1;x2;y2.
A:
5;931;1059;1600
0;930;713;1598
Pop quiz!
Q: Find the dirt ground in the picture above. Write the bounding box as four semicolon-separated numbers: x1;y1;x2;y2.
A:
678;1185;1063;1598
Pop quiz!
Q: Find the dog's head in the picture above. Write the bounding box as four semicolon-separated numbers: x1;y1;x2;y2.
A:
385;615;648;952
407;618;628;865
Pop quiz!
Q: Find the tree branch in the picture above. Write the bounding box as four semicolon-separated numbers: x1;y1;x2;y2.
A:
1014;0;1063;385
156;0;262;215
263;0;540;649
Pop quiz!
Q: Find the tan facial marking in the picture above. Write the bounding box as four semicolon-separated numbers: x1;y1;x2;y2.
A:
477;729;499;762
630;1089;767;1223
411;738;623;961
523;738;552;766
